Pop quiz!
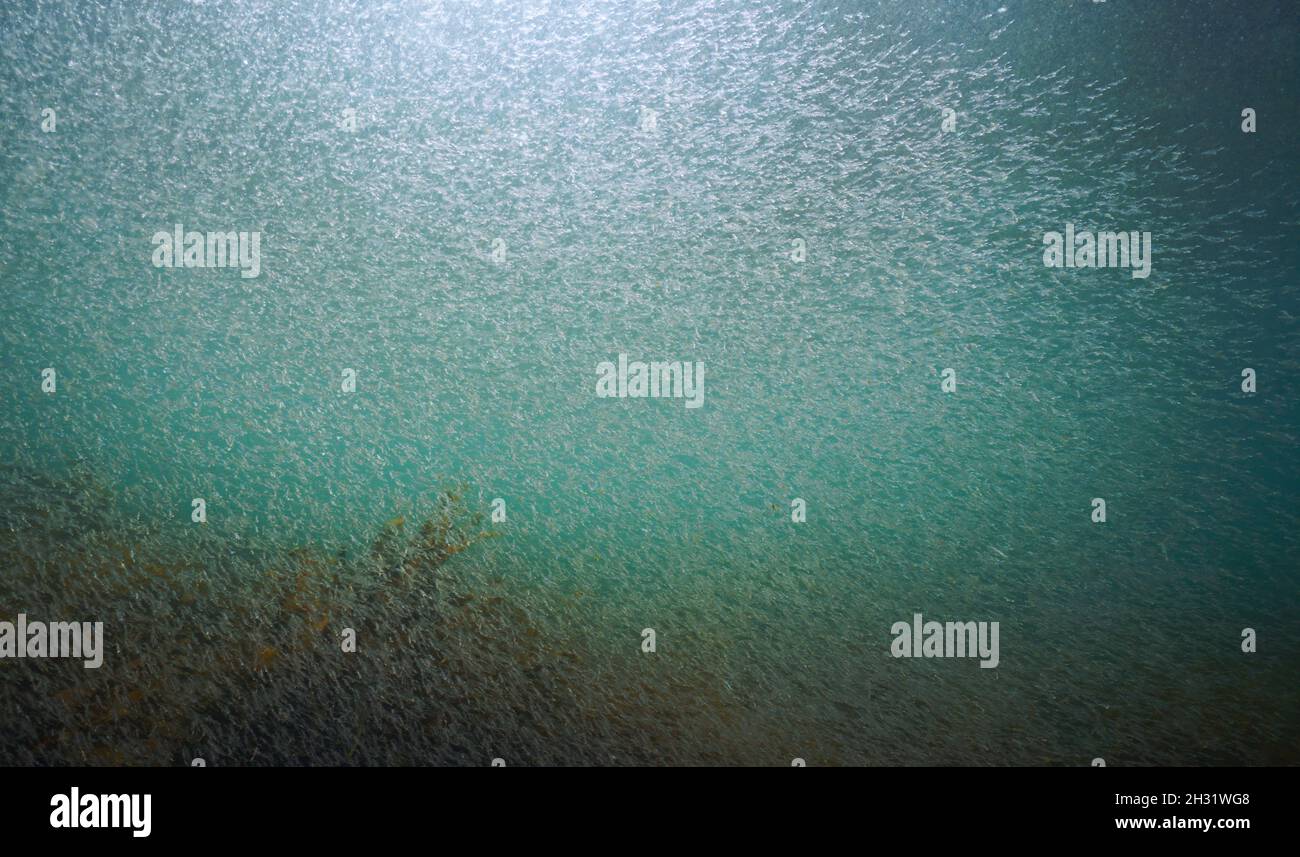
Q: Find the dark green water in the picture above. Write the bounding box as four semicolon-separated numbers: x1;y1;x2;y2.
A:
1;0;1297;765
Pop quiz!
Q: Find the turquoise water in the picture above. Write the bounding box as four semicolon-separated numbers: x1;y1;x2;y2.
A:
1;0;1297;765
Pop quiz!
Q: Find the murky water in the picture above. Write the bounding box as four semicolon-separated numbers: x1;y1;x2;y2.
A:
1;0;1297;765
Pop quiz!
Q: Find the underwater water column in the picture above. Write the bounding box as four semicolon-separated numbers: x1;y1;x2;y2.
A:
0;0;1295;782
